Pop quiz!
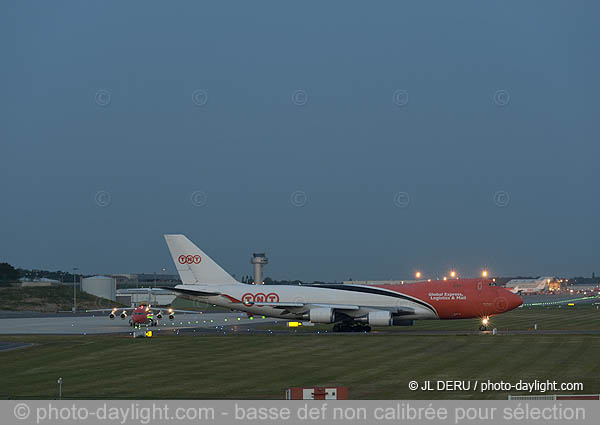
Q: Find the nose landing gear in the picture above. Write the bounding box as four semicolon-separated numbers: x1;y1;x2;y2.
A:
479;317;490;331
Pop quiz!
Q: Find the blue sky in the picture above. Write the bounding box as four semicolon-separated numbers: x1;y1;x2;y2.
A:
1;1;598;281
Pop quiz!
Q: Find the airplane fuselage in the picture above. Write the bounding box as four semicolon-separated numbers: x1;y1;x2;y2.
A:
172;278;522;322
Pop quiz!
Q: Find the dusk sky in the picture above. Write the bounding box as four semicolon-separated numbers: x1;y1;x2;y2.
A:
2;1;598;281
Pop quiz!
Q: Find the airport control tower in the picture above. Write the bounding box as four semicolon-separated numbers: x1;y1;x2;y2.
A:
251;253;268;285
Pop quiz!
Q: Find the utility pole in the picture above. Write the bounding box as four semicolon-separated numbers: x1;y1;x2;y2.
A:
73;267;78;313
57;377;62;400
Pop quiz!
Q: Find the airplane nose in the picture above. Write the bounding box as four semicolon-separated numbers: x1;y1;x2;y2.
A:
493;287;523;313
508;291;523;310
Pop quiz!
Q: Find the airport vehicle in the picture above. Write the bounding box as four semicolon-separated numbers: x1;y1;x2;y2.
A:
164;234;523;332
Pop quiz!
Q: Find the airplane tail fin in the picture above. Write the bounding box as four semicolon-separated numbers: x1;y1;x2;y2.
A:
163;234;238;285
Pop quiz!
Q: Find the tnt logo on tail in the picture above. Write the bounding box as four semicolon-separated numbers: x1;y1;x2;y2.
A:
178;255;202;264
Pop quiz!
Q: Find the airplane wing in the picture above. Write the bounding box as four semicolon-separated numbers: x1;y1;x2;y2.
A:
85;307;134;313
149;307;203;314
85;307;203;314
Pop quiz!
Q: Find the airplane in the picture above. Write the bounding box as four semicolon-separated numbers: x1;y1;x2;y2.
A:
163;234;523;333
87;290;200;327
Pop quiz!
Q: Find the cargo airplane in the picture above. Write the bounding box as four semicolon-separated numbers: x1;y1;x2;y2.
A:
88;291;200;327
164;234;523;332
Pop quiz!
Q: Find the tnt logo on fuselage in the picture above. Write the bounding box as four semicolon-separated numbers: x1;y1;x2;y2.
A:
241;293;279;304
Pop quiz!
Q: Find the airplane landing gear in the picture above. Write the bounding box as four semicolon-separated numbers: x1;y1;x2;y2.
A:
479;317;490;331
333;323;371;333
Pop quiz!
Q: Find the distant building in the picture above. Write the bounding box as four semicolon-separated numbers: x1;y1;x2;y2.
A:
81;276;117;301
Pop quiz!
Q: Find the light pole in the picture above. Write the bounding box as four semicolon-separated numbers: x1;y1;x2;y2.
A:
73;267;78;313
57;377;62;400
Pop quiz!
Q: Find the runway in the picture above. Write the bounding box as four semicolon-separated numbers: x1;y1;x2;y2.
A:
0;312;277;335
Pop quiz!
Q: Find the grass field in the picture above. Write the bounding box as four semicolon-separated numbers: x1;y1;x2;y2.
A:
1;335;599;398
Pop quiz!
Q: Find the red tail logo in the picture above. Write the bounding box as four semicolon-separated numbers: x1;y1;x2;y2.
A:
178;255;202;264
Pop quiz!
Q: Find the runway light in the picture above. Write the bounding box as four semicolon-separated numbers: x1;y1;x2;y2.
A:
415;271;422;279
482;270;488;278
482;318;489;326
443;277;447;281
450;270;456;278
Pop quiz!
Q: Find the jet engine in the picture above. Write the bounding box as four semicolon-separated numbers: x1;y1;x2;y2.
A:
120;311;127;320
109;312;116;319
168;314;175;320
156;312;163;319
308;307;335;324
367;311;393;326
357;312;415;327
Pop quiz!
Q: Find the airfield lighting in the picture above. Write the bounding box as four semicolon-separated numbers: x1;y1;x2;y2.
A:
415;271;422;279
443;277;447;281
450;270;456;278
482;317;489;326
482;270;488;278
